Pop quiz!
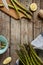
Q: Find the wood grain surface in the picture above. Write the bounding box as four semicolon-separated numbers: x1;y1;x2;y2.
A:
0;0;43;65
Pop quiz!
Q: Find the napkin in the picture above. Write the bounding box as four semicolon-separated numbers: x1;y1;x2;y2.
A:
31;34;43;50
2;0;9;10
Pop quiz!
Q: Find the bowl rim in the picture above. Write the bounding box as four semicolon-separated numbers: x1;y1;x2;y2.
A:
0;35;9;54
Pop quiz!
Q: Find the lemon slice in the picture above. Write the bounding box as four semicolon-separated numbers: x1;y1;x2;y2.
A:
3;57;12;64
30;3;37;11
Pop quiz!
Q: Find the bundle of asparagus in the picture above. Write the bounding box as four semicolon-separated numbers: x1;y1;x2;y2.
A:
0;0;32;19
16;43;43;65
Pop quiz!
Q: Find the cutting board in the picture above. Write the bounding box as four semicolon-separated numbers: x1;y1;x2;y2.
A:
0;0;26;19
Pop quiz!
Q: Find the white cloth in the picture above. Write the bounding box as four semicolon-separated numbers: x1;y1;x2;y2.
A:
31;34;43;50
2;0;9;10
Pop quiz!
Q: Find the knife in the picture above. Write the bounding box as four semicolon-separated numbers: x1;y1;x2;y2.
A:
2;0;9;10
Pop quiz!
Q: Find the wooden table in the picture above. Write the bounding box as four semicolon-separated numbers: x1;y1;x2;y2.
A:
0;0;43;65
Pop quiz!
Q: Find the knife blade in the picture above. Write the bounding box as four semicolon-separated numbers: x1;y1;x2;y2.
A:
2;0;9;10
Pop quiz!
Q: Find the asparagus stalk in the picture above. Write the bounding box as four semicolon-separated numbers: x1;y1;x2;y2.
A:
0;4;3;6
13;0;32;15
19;44;32;65
30;44;43;64
24;54;29;65
18;8;32;19
0;4;14;8
29;44;40;65
0;3;32;19
10;1;32;19
11;0;20;19
29;49;36;65
17;50;29;65
20;48;30;65
16;50;25;64
30;55;36;65
11;0;32;19
16;50;27;65
30;49;41;65
8;4;14;8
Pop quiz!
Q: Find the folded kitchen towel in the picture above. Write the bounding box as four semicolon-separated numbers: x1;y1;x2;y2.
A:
31;34;43;50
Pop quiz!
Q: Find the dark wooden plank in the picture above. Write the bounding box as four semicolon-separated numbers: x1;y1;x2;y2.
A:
40;0;43;9
33;0;41;39
20;0;32;44
0;11;2;18
0;17;10;65
0;16;10;41
40;0;43;33
10;18;20;65
26;0;33;42
0;18;2;34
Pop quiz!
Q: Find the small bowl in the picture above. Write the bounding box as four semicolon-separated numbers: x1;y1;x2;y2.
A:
0;35;9;54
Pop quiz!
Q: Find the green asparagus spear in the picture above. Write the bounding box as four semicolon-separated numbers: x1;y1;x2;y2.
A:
19;44;32;65
16;50;26;65
18;8;32;19
13;0;32;15
20;48;30;65
30;50;37;65
11;0;32;19
0;3;14;8
30;45;43;64
11;0;20;18
30;44;43;64
1;46;5;49
0;3;32;19
30;49;41;65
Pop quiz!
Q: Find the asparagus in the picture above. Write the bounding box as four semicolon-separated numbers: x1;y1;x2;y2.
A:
24;54;29;65
29;44;43;64
16;49;30;65
23;44;43;65
11;0;32;19
30;50;37;65
0;4;14;8
13;0;32;15
0;3;32;19
19;44;32;65
16;50;26;64
28;44;40;65
16;50;26;65
11;0;20;18
0;4;3;6
30;49;41;65
18;8;32;19
21;48;31;65
8;4;14;8
16;44;43;65
1;46;5;49
31;55;36;65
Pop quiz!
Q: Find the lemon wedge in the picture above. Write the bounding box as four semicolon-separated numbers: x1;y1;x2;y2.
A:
3;57;12;64
30;3;37;11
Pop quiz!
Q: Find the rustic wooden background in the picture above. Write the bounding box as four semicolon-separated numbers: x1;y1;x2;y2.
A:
0;0;43;65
